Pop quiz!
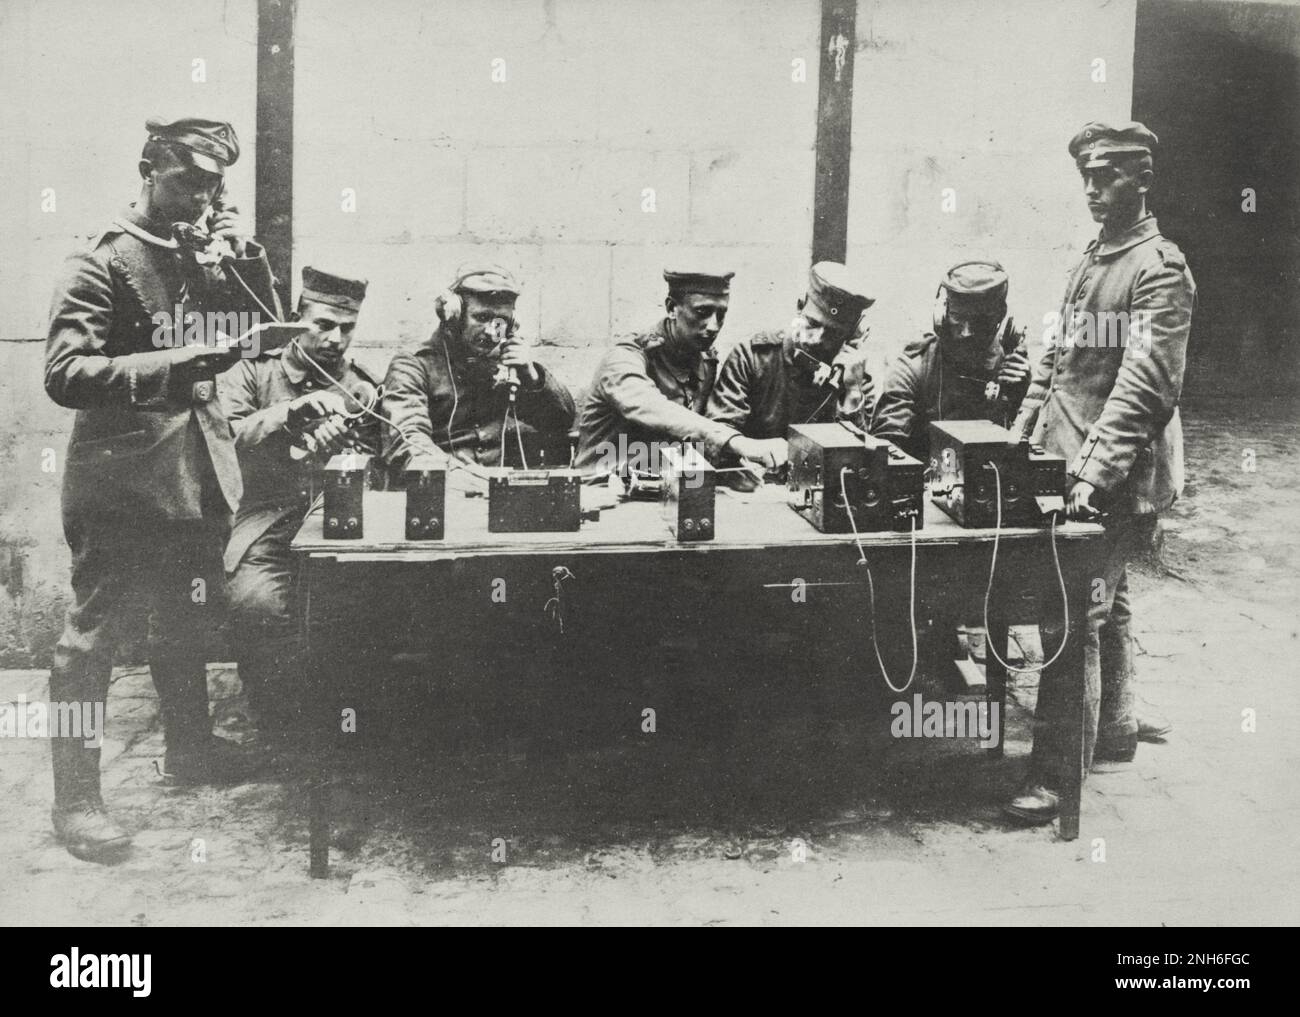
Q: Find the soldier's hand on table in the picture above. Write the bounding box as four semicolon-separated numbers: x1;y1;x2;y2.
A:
498;336;540;386
997;350;1030;388
1067;479;1102;521
1010;407;1037;442
208;203;249;257
730;435;789;470
446;457;490;496
287;390;349;428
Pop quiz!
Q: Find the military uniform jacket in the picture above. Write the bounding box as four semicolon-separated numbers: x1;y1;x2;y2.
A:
380;324;576;471
707;329;869;440
870;327;1029;462
45;206;282;525
1021;214;1193;515
220;350;382;573
575;319;738;474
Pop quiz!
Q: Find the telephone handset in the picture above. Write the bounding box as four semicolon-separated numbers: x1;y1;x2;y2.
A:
995;315;1020;356
489;319;522;395
793;345;845;391
172;186;235;264
979;316;1023;404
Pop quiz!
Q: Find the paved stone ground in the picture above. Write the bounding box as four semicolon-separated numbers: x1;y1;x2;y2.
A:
1;394;1297;926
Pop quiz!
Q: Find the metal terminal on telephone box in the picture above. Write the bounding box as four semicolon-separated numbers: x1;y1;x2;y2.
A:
323;452;370;539
659;445;715;541
927;420;1067;527
787;422;925;533
403;457;446;540
487;469;582;532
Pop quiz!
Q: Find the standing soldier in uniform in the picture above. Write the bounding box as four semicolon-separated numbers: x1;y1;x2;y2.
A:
44;117;282;861
706;262;876;490
870;260;1031;463
576;268;786;478
220;267;382;737
1006;122;1191;824
381;265;576;473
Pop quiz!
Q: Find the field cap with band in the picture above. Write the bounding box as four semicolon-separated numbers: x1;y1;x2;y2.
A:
940;260;1009;309
301;266;368;315
451;264;521;298
145;116;240;173
1069;121;1158;169
663;267;735;297
803;261;873;323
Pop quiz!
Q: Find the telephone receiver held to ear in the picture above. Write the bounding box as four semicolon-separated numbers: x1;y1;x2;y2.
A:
996;314;1019;355
792;346;842;390
172;189;234;265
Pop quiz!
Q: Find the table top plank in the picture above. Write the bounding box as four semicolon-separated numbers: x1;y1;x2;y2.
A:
292;487;1105;562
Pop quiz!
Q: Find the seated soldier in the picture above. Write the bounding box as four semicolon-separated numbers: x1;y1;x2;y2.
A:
706;262;875;489
575;267;785;481
220;266;383;734
870;259;1032;678
870;259;1031;464
381;265;576;474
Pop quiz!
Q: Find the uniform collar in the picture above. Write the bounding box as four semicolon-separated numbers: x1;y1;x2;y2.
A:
282;345;350;387
423;322;493;377
652;318;715;383
115;204;180;249
1089;213;1160;258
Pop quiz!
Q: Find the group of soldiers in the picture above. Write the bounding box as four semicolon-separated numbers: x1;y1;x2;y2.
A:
43;115;1193;862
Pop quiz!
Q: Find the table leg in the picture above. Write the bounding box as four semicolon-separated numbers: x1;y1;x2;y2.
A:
1057;577;1090;841
309;778;329;878
302;560;332;877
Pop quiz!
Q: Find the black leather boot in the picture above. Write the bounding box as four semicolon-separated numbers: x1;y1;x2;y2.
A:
1093;730;1139;762
50;739;132;862
161;734;264;787
1003;782;1061;826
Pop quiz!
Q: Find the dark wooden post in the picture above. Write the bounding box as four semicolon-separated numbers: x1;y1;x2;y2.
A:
812;0;857;264
257;0;296;312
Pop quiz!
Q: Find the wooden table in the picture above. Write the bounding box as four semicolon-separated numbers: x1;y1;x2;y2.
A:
292;486;1105;876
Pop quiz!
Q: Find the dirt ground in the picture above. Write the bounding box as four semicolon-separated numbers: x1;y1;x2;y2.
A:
2;393;1297;926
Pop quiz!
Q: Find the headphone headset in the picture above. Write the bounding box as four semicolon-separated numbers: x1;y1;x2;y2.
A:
434;264;520;329
932;260;1011;346
434;288;463;325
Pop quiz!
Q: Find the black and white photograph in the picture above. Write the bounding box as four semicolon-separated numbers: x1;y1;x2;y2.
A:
0;0;1296;947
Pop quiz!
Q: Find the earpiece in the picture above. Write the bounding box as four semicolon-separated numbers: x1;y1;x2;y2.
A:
934;259;1009;339
932;285;948;337
434;289;462;324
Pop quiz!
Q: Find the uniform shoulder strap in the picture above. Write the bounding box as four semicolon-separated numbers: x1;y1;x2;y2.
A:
109;217;180;250
1155;237;1187;271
